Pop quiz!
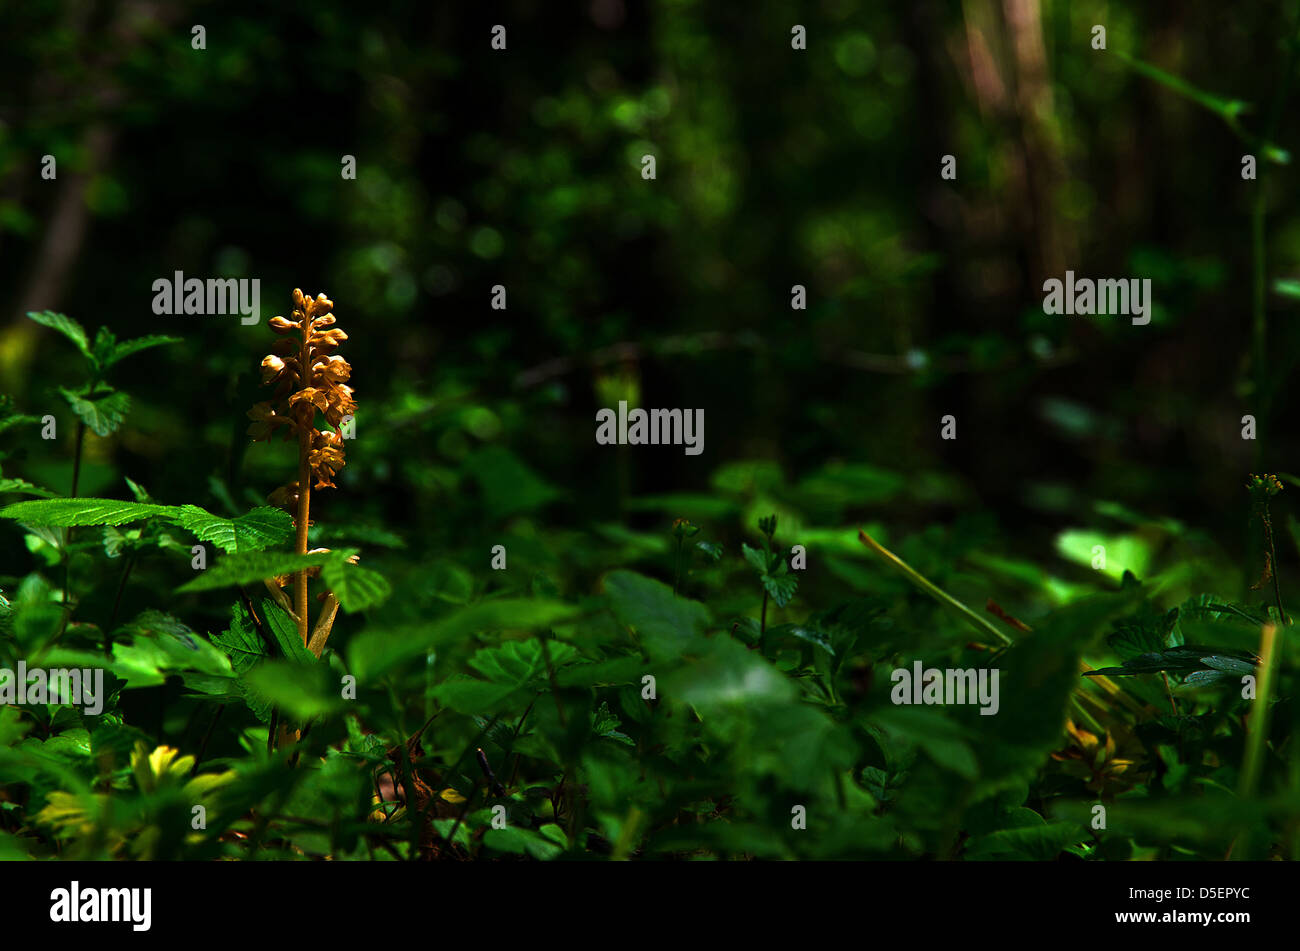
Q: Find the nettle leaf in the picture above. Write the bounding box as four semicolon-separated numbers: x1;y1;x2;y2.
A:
102;333;181;369
59;386;130;437
467;638;579;686
432;676;524;715
346;598;580;683
27;311;91;359
604;570;710;658
1107;607;1179;660
210;601;268;675
0;498;171;527
761;569;798;608
259;598;315;665
105;611;233;688
0;478;56;498
175;549;347;594
741;542;770;573
174;505;293;553
320;559;391;611
1;499;291;554
209;601;272;721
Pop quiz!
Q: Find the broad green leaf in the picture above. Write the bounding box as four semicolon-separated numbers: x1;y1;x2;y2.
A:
320;559;391;611
964;821;1082;860
467;638;578;686
665;636;797;711
174;505;294;553
1;498;171;527
59;386;131;437
556;655;644;687
346;598;579;682
210;601;268;674
741;542;770;573
761;570;797;608
244;660;344;719
175;549;349;594
430;676;523;715
104;611;233;688
604;570;710;657
482;824;564;860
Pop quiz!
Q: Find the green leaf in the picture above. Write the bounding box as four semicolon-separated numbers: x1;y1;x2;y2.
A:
103;611;233;688
1274;278;1300;299
209;601;272;720
210;601;269;675
102;334;182;369
760;569;797;608
665;636;797;711
964;821;1081;860
741;542;770;573
482;824;565;860
27;311;91;359
320;559;391;611
175;549;347;594
346;598;580;682
60;386;130;437
259;598;315;665
0;478;56;498
695;540;723;562
0;498;171;527
431;676;523;715
467;638;578;686
604;570;710;658
244;660;343;720
174;505;294;554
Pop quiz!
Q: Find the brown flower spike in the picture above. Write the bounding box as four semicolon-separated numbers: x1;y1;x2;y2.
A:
248;289;355;654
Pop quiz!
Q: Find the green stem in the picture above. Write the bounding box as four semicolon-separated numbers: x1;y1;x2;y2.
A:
1239;622;1279;802
858;529;1012;646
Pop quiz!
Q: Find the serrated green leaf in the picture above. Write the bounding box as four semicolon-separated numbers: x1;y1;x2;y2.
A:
175;505;293;553
60;386;130;437
0;498;171;527
604;570;709;658
761;570;797;608
320;559;391;611
103;334;182;369
259;598;315;664
741;542;769;573
27;311;91;358
0;478;56;498
176;549;349;599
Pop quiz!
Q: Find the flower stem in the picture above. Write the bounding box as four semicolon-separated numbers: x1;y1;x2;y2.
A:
294;316;313;648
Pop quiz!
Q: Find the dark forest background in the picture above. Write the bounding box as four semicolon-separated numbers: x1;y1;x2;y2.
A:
2;0;1298;621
